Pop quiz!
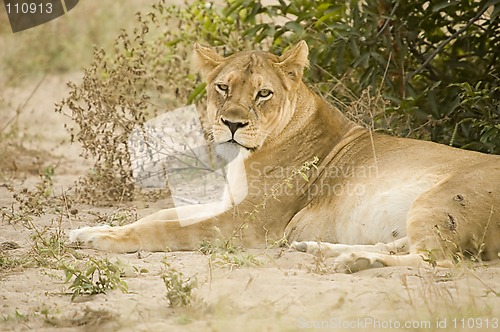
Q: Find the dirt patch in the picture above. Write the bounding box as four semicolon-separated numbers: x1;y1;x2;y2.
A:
0;142;49;176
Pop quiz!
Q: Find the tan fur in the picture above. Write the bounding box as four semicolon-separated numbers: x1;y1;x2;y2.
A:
70;42;500;272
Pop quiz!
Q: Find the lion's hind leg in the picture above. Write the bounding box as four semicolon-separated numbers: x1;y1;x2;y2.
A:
291;237;409;257
290;238;454;273
330;251;453;273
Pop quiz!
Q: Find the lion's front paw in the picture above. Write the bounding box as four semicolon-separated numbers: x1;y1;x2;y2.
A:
69;225;111;243
69;225;141;253
68;225;116;251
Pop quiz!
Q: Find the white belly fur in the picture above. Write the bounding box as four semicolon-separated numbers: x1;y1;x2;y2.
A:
331;172;440;244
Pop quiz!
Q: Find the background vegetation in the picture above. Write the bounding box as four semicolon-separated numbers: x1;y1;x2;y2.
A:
243;0;500;153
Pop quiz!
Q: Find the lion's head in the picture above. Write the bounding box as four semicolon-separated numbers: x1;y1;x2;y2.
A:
193;41;309;161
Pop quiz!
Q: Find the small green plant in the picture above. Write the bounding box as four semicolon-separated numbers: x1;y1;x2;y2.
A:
422;249;439;268
211;252;262;270
267;234;289;259
161;261;197;307
62;258;129;301
28;221;69;267
1;309;29;324
0;251;26;272
267;235;289;249
198;230;240;256
0;168;79;270
198;229;262;270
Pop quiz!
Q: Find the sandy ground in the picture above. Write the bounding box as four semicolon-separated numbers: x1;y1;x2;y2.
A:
1;75;500;332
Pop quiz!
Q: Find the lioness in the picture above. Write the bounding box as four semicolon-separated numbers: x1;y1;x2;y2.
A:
70;41;500;272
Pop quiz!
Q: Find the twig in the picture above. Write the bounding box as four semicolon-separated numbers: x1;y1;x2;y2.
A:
1;74;47;133
405;4;490;84
375;1;399;39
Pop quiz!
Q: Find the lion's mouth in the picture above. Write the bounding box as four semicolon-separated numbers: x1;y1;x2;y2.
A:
217;139;257;153
226;139;250;149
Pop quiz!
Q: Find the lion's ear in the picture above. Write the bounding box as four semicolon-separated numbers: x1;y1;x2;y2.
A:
192;43;224;78
277;41;309;81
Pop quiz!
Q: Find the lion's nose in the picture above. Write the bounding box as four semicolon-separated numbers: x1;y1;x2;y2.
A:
221;118;248;136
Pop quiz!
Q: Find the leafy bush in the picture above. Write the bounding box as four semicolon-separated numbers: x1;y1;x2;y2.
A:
230;0;500;153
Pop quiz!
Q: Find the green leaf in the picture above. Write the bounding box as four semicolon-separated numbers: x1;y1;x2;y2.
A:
352;53;369;68
224;0;244;17
64;269;74;283
491;4;500;21
317;3;331;11
431;0;459;12
349;38;360;58
284;21;304;34
86;265;97;276
188;83;207;104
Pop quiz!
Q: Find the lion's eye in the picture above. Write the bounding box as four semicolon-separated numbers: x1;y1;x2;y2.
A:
215;83;229;94
257;89;273;100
